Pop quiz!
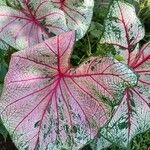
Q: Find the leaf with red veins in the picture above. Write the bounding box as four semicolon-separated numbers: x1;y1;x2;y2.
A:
0;31;137;150
0;1;68;50
49;0;94;40
92;88;150;149
100;1;145;51
93;42;150;149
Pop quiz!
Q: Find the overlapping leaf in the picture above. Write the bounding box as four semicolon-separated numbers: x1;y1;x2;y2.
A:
100;0;144;50
92;1;150;149
93;42;150;149
49;0;94;40
0;0;68;49
0;0;94;50
0;31;137;150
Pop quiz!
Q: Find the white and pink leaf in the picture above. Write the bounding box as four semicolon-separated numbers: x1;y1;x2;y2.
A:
0;31;137;150
100;1;144;51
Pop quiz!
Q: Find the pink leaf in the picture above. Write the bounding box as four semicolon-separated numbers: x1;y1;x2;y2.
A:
0;31;137;149
0;0;68;49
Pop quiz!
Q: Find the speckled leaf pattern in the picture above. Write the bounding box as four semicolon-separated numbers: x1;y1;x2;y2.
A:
50;0;94;40
0;31;137;150
100;0;144;50
49;0;94;40
92;38;150;149
0;0;68;49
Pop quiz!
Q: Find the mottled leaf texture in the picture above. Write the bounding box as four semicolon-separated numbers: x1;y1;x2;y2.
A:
92;11;150;150
0;0;68;49
49;0;94;40
93;43;150;149
0;32;137;150
100;0;144;51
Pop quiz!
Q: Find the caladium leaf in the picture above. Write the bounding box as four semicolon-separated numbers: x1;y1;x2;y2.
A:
0;31;137;150
0;0;68;49
100;0;145;51
48;0;94;40
92;36;150;150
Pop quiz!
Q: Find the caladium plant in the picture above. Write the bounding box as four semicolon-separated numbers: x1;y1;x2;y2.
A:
0;31;137;150
0;0;94;50
91;0;150;149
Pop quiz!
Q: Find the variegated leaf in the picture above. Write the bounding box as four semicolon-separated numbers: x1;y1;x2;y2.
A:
0;31;137;150
92;43;150;149
0;0;67;49
100;0;145;51
49;0;94;40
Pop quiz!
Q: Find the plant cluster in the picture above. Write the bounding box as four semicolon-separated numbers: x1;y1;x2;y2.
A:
0;0;149;150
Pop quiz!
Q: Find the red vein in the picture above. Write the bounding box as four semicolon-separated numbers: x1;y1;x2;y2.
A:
126;90;131;138
0;18;17;32
28;22;34;46
13;56;57;70
60;33;73;58
64;4;85;19
136;70;150;73
14;21;31;41
63;78;92;139
8;76;52;84
59;82;72;127
44;42;57;56
1;78;58;114
37;12;63;20
34;0;49;16
12;89;54;135
70;78;107;117
117;1;131;52
34;77;61;150
90;76;114;99
133;89;150;108
139;79;150;86
57;35;60;72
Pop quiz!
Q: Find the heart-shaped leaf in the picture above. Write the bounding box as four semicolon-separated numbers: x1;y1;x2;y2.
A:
0;0;68;49
100;0;144;51
0;31;137;150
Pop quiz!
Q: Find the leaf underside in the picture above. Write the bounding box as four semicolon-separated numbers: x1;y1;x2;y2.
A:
0;31;137;150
